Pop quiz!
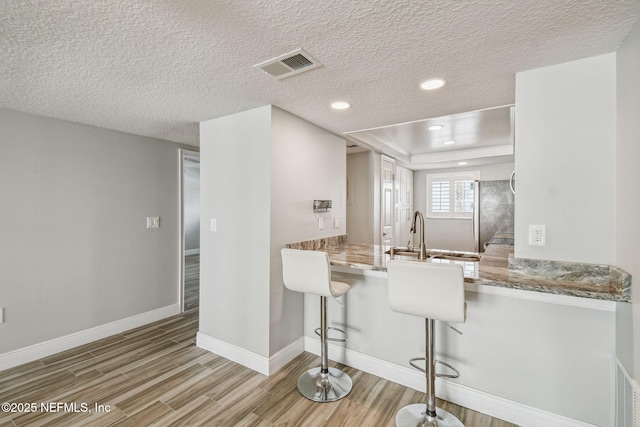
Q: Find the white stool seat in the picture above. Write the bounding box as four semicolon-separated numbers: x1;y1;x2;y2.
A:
388;260;465;322
330;280;351;297
281;248;354;403
387;260;466;427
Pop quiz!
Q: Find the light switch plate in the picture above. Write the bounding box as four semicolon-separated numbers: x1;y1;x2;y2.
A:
334;216;340;228
146;217;160;229
0;307;4;323
211;218;217;232
318;217;324;230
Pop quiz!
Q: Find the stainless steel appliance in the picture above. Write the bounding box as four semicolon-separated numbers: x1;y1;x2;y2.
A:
473;180;515;252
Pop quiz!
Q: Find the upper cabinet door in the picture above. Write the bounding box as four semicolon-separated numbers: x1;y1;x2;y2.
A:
381;156;395;246
394;165;414;207
405;170;413;205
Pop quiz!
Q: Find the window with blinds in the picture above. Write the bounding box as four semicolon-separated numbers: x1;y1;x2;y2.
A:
430;181;450;213
427;172;479;218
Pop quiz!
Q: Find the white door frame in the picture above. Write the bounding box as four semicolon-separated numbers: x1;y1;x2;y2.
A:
178;149;200;312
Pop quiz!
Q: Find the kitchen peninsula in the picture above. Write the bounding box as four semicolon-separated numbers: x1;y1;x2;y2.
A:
287;234;630;426
287;234;630;303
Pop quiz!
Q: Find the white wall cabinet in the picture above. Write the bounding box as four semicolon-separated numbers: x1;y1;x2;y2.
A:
394;165;414;247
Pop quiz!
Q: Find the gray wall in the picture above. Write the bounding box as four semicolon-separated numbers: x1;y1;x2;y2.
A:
0;108;180;353
616;19;640;382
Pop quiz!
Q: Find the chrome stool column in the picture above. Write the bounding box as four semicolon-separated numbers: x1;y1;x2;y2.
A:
281;248;354;402
388;260;467;427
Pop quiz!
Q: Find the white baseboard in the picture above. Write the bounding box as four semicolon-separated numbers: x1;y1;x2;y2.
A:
0;303;181;372
269;337;304;374
196;332;304;376
304;337;596;427
185;248;200;256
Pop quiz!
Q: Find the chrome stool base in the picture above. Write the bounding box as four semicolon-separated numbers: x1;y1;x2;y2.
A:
395;403;464;427
297;367;352;402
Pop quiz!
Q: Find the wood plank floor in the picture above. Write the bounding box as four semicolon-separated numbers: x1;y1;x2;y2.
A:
184;254;199;311
0;309;518;426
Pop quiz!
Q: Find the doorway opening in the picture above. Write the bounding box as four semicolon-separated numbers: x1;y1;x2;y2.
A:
179;149;200;312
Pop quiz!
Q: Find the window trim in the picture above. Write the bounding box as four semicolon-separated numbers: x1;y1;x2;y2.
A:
426;171;480;219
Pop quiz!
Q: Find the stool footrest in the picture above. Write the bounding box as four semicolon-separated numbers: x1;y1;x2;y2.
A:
314;326;348;342
408;357;460;379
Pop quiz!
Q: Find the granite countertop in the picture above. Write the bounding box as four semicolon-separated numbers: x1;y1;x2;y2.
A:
287;236;631;303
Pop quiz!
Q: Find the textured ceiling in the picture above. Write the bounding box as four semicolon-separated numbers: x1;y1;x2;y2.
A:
1;0;639;147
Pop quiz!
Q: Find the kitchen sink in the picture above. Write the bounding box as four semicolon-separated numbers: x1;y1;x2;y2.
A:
384;247;420;257
428;253;482;262
385;247;481;262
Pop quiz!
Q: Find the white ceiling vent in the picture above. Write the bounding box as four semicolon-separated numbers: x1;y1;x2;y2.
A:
254;49;322;80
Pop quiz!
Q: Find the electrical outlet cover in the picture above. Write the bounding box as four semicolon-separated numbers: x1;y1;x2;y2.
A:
528;225;546;246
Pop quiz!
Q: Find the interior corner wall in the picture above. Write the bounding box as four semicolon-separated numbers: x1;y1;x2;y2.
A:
199;106;272;357
269;106;346;355
514;54;616;264
0;108;180;354
347;151;375;244
616;19;640;381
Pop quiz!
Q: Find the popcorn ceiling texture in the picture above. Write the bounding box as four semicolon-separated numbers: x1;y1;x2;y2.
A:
1;0;639;146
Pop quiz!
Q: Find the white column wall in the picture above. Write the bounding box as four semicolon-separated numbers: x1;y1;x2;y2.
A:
199;105;346;361
199;106;272;357
616;19;640;381
514;54;616;264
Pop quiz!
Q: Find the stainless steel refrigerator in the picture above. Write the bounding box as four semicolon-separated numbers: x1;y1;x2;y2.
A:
473;179;515;252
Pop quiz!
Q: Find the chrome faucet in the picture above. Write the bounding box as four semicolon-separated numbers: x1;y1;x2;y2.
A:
410;210;427;260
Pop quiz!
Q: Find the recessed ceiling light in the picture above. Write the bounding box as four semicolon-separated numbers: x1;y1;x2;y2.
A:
428;124;444;131
442;140;456;145
331;101;351;110
457;161;468;166
420;78;447;90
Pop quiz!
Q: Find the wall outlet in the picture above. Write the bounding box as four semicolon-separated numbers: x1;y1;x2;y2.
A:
146;217;160;228
529;225;546;246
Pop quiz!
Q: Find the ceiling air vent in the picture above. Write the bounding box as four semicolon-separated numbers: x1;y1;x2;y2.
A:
253;48;322;80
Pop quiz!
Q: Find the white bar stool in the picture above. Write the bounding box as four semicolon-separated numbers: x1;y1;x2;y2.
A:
388;260;467;427
281;248;354;402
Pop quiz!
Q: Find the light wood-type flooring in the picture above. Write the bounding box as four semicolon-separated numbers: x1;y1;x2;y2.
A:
0;308;518;426
183;254;200;311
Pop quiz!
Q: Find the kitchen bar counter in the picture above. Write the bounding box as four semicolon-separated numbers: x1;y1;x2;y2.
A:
287;237;631;303
290;235;622;425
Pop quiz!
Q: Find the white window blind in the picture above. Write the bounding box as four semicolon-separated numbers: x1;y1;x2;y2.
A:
430;181;450;213
427;172;479;218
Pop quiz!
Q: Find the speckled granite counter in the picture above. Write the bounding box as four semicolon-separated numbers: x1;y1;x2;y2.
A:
287;236;631;303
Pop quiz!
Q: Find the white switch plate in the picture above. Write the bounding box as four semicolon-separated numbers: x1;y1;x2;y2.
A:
210;218;217;232
318;217;324;230
146;217;160;228
529;225;546;246
0;307;4;323
334;216;340;228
